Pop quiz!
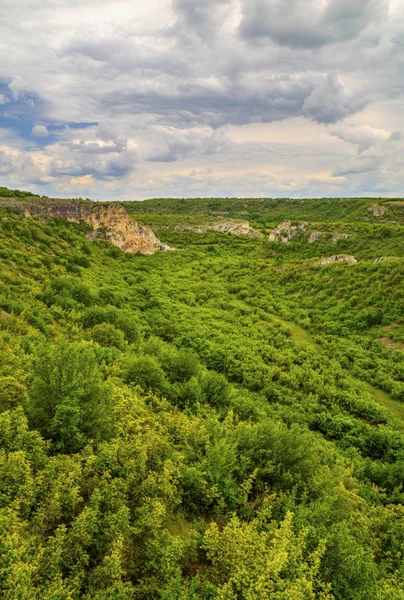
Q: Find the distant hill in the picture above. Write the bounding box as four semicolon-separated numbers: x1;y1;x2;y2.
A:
0;186;41;198
124;196;404;224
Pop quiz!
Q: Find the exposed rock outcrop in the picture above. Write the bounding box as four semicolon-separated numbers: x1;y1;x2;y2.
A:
370;204;387;217
317;255;357;266
268;221;308;243
84;205;173;254
173;220;264;238
332;233;352;243
309;231;326;243
0;200;172;255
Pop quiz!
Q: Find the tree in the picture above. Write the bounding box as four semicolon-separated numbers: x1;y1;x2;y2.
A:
88;323;126;350
203;509;333;600
125;355;166;394
199;371;230;408
28;342;113;453
0;376;28;411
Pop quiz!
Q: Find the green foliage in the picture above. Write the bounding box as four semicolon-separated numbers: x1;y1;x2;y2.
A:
0;377;28;411
88;323;126;350
28;341;113;453
125;355;167;393
161;349;201;383
0;198;403;598
203;509;332;599
199;371;230;407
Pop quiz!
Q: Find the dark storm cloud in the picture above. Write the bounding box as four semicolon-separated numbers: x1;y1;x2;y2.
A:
239;0;387;48
302;76;365;124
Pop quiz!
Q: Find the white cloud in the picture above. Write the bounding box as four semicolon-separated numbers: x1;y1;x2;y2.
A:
8;76;31;100
329;124;400;153
0;0;403;197
32;125;50;137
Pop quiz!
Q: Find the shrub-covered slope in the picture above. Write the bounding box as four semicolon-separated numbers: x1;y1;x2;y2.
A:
0;197;403;599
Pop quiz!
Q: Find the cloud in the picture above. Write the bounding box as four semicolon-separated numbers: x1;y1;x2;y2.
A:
45;124;137;180
302;76;364;124
332;157;381;177
329;124;400;153
0;0;403;198
146;126;230;162
32;125;49;137
239;0;387;48
0;145;45;184
170;0;232;42
8;76;32;101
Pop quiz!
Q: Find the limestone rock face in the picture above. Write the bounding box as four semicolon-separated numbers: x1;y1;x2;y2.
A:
175;220;264;237
268;221;308;243
370;204;387;217
309;231;326;243
0;200;172;255
317;255;357;266
84;205;173;254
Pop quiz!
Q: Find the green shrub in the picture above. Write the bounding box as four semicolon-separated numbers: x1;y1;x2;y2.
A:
88;323;126;350
0;377;28;411
125;355;166;393
28;341;113;453
200;371;230;407
161;349;200;383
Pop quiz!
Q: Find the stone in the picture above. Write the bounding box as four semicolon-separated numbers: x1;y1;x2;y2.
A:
0;200;173;255
317;255;357;266
309;231;326;243
268;221;308;244
174;220;264;238
332;233;352;243
369;204;387;217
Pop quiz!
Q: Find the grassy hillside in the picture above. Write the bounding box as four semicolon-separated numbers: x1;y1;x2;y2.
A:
124;196;404;224
0;193;403;599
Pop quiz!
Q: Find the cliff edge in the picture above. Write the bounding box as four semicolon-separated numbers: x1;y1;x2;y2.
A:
0;199;172;255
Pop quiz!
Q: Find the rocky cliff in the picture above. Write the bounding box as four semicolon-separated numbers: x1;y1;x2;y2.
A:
269;221;354;245
0;199;172;255
177;220;264;237
268;221;308;243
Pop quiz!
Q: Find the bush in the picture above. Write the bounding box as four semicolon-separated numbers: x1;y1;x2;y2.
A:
42;277;95;308
115;314;139;344
161;349;200;383
166;377;203;409
82;306;111;329
125;355;166;394
28;341;113;453
0;377;28;412
88;323;126;350
200;371;230;407
83;307;139;343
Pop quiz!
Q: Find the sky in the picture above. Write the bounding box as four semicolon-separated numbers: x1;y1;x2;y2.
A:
0;0;404;200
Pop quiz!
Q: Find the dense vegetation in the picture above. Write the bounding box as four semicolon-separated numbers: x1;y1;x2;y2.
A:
0;186;41;199
0;193;403;599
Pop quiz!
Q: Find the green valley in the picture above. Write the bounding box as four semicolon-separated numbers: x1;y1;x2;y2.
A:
0;191;403;599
